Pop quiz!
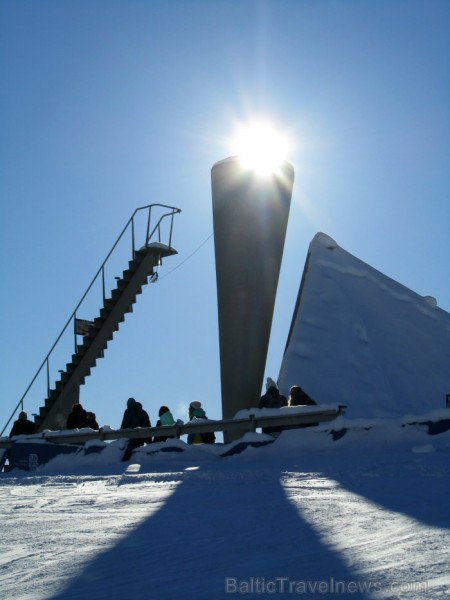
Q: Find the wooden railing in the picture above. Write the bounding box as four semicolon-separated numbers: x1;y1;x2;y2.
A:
0;405;347;449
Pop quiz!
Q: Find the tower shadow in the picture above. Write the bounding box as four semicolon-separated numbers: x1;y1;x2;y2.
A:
48;461;374;600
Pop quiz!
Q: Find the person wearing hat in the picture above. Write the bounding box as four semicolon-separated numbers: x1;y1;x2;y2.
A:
188;401;203;422
9;411;36;437
187;401;215;444
259;378;287;409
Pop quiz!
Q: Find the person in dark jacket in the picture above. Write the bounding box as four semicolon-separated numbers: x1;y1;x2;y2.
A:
10;411;36;437
66;403;90;429
258;378;287;435
121;398;152;460
287;385;316;406
259;382;287;409
120;398;141;429
286;385;318;430
187;401;215;444
136;401;152;444
136;402;151;427
86;412;99;429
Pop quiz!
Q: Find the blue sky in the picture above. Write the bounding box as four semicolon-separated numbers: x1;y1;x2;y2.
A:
1;0;449;431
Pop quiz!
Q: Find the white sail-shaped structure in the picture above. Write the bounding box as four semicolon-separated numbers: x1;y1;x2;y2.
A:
278;233;450;418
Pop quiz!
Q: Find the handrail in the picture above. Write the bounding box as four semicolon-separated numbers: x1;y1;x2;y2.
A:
1;204;181;436
0;406;347;448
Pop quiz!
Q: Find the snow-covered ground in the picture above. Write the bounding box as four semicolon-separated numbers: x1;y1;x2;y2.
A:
1;416;449;600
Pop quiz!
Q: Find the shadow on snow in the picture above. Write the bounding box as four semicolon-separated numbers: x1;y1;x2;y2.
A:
47;462;374;600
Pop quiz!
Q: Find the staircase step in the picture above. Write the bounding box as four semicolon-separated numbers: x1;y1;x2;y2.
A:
116;279;128;291
99;307;112;319
60;371;70;383
128;259;141;270
134;248;149;259
39;406;49;417
45;397;56;409
103;298;116;310
94;316;105;328
34;415;43;427
122;269;134;280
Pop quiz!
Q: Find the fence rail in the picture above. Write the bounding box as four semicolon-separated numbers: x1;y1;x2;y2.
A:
0;406;347;448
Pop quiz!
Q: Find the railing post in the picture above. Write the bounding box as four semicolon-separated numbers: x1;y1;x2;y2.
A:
101;266;106;303
168;212;175;248
46;358;50;398
74;314;78;354
131;216;135;258
145;206;152;247
249;414;256;432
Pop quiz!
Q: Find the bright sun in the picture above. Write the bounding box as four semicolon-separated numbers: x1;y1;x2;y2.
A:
230;120;292;176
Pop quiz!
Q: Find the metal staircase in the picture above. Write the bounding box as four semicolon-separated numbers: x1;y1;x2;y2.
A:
37;241;177;430
1;204;181;434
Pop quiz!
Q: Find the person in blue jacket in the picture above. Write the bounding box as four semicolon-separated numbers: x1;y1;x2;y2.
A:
154;405;179;442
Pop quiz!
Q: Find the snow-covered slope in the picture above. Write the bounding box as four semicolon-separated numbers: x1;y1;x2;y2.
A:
278;233;450;418
1;424;449;600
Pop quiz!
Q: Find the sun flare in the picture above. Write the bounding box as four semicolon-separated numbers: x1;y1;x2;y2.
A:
230;120;292;176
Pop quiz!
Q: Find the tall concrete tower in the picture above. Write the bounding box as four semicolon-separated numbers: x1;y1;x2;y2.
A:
211;156;294;426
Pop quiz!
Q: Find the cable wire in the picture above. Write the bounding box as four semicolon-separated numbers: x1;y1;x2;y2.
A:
155;232;214;281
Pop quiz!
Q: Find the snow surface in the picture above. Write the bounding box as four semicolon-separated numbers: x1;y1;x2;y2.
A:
1;416;449;600
278;233;450;419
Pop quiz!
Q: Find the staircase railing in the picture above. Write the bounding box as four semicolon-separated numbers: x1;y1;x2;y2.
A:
1;203;181;436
